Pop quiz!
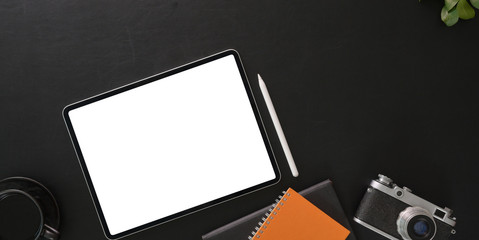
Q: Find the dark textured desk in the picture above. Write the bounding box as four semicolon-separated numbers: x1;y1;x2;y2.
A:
1;0;478;239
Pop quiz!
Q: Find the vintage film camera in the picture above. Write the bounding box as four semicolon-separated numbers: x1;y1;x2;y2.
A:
354;174;456;240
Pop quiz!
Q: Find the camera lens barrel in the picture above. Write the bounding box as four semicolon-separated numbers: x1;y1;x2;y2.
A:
397;206;436;240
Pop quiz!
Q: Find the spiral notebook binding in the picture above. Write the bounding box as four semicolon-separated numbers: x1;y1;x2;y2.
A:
248;190;290;239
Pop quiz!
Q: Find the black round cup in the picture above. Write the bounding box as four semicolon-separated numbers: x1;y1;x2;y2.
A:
0;177;60;240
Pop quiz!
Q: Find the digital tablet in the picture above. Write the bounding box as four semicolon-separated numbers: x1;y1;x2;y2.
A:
63;50;280;239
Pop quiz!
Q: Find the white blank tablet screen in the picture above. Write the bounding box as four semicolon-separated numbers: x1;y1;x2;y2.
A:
67;54;277;235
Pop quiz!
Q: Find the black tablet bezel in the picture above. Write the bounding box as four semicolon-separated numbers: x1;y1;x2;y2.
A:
63;49;281;239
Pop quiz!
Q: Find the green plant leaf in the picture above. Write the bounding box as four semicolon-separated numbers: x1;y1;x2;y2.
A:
442;5;459;26
470;0;479;9
457;0;476;19
445;0;460;10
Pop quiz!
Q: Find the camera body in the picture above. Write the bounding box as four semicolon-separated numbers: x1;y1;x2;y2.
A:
354;174;456;240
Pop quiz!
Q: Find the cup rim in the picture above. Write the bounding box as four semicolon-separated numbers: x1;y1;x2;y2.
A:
0;189;45;240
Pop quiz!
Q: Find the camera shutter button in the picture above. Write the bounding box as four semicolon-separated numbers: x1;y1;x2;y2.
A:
378;174;393;186
403;187;412;193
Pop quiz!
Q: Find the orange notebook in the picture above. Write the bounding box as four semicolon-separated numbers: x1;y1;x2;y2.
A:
248;188;350;240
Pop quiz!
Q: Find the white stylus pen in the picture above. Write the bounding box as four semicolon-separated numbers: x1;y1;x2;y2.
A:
258;74;299;177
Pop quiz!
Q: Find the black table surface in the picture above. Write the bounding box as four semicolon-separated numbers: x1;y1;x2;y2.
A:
1;0;478;239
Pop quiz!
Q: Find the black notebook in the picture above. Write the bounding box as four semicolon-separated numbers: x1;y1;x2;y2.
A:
202;180;356;240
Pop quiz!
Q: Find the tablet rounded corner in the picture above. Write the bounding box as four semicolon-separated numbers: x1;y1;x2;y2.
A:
102;230;118;240
224;48;240;56
62;104;75;122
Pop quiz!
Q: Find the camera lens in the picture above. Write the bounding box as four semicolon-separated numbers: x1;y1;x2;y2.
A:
397;207;436;240
412;219;429;236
